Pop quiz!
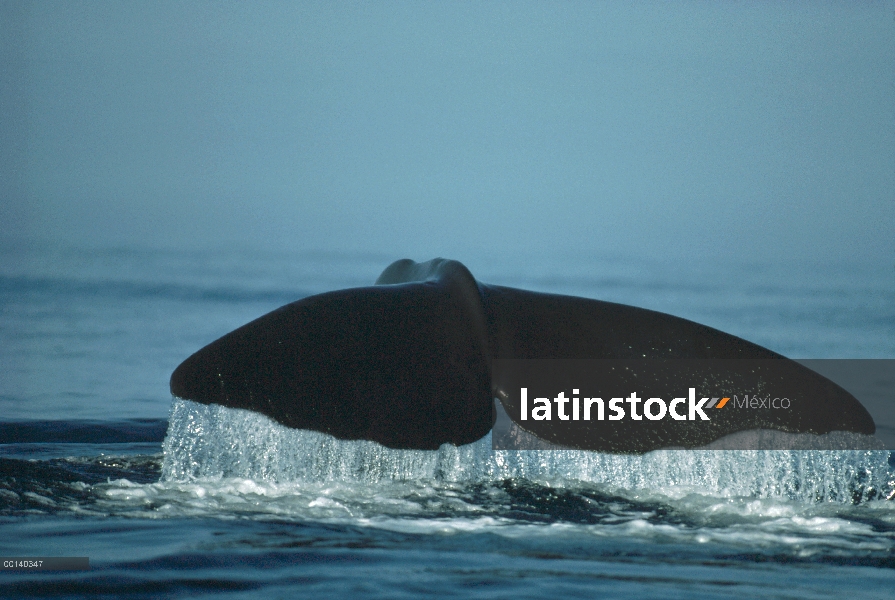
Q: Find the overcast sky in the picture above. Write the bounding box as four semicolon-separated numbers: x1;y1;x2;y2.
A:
2;1;893;265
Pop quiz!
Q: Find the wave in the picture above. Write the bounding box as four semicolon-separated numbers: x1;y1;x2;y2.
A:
0;274;310;305
0;420;168;444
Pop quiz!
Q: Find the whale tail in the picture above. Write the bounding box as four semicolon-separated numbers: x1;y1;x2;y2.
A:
171;258;874;452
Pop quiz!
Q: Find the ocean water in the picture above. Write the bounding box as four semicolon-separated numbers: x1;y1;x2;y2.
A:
1;243;893;599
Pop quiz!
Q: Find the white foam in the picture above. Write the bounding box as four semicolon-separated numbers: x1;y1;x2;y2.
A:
162;399;894;503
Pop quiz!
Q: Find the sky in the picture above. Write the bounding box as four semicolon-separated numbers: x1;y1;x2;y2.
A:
1;1;893;265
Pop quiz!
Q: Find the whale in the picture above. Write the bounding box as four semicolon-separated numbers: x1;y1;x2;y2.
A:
169;258;875;452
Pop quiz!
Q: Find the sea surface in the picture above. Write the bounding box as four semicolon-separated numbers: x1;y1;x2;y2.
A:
1;243;893;599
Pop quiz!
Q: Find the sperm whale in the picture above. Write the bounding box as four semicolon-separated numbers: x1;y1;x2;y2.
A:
169;258;874;452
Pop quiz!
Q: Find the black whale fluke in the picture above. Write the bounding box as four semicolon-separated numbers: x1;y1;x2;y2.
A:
170;258;874;451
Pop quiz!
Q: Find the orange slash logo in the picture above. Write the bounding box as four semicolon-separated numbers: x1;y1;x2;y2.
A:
705;397;730;409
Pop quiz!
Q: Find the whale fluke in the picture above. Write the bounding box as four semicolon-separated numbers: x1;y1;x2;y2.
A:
170;258;874;451
170;259;493;449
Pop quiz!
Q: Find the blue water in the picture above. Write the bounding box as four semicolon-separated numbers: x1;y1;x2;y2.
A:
1;244;894;598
